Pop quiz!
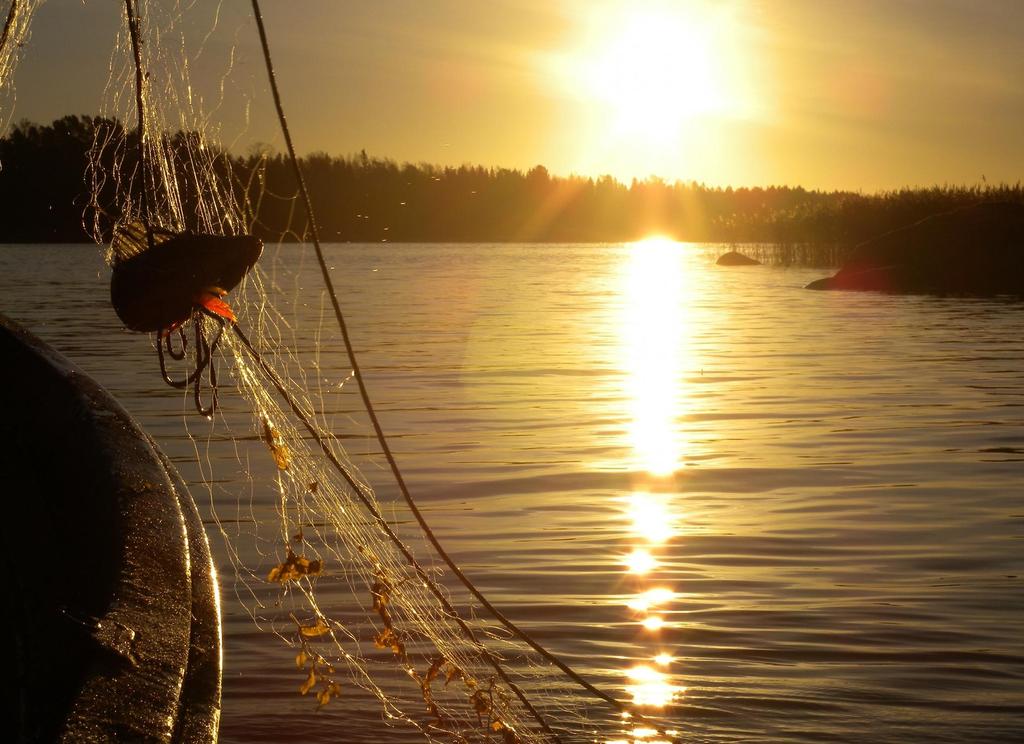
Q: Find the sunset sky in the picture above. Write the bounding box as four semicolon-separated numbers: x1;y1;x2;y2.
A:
10;0;1024;190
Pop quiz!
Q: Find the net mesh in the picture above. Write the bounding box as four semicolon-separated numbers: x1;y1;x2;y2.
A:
14;1;671;741
86;0;247;250
0;0;44;133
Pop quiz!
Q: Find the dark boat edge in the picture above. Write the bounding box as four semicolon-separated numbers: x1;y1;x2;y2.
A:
0;312;222;743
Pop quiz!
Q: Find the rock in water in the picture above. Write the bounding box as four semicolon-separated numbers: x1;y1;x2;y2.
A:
805;202;1024;295
716;250;760;266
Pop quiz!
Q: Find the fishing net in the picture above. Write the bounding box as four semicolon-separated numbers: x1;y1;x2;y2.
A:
73;1;675;741
85;0;247;246
0;0;44;132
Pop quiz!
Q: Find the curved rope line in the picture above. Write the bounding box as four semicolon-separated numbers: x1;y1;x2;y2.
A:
0;0;19;59
232;324;558;742
193;311;224;417
248;0;658;732
165;326;187;360
156;312;225;416
124;0;155;244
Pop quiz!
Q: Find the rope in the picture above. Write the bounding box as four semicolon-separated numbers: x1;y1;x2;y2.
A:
247;0;650;728
231;323;558;742
123;0;150;228
0;0;18;57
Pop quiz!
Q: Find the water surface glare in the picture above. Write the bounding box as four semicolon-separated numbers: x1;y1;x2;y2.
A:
2;242;1023;743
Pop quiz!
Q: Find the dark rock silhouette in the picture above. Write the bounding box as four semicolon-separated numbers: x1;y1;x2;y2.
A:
716;250;760;266
806;202;1024;295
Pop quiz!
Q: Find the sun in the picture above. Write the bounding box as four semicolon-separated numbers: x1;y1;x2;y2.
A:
545;1;755;180
583;8;725;143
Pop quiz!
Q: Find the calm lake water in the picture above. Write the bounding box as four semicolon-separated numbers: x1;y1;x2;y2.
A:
2;242;1023;743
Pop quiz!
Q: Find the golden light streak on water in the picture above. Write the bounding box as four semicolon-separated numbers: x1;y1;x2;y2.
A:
630;727;671;743
641;615;666;631
620;237;692;477
605;727;672;744
614;238;691;729
626;587;675;612
626;664;683;707
626;491;677;544
624;547;658;574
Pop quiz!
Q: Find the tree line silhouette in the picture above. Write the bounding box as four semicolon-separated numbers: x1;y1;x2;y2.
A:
2;115;1021;247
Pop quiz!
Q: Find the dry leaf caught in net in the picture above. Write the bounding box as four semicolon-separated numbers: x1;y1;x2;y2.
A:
261;417;291;470
299;619;331;639
299;668;318;695
317;681;342;707
374;627;406;657
267;549;322;583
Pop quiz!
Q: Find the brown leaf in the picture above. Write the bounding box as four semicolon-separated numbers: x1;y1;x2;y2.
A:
261;417;291;470
271;444;291;470
444;664;464;687
299;668;317;695
316;681;342;707
425;657;446;686
298;618;331;638
371;576;392;611
373;627;406;656
421;657;445;716
470;689;490;719
267;549;323;583
295;649;308;669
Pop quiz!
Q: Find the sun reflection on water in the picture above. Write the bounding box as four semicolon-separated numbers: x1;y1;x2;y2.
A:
626;664;683;707
623;547;658;574
627;587;675;612
627;492;677;544
641;615;666;631
614;237;693;736
621;236;694;475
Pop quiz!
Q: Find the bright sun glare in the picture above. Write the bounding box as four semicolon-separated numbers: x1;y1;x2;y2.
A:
621;237;691;476
549;1;754;180
584;8;724;142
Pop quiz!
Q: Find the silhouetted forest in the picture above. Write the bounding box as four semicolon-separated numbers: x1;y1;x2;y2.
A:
2;115;1022;246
